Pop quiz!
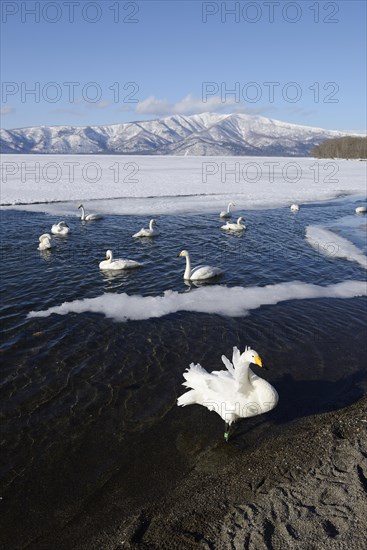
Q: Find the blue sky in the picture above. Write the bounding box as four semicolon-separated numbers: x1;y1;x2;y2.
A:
1;0;366;131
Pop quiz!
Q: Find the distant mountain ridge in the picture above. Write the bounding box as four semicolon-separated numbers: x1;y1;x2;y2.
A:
0;113;359;156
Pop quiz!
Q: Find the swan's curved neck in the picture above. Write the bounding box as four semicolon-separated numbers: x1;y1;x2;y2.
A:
80;206;86;220
235;360;252;389
237;217;242;224
149;220;154;230
107;251;113;262
227;203;232;213
183;254;192;279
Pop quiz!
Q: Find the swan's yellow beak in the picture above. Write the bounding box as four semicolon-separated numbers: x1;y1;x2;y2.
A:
179;251;183;257
254;355;263;368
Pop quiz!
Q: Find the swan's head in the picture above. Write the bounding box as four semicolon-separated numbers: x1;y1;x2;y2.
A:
78;204;83;209
241;346;263;368
228;202;235;208
150;219;157;226
59;221;69;227
105;250;113;260
179;250;189;258
237;216;245;223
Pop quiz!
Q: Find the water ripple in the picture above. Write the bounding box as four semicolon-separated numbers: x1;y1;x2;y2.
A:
1;202;366;533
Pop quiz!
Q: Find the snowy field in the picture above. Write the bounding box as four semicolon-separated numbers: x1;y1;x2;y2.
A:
1;155;366;216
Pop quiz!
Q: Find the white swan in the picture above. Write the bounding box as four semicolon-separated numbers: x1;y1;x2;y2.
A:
179;250;223;281
221;216;246;232
220;202;235;219
78;204;103;221
99;249;142;271
51;221;70;236
290;204;300;212
355;206;367;214
132;219;159;238
37;233;53;251
177;346;278;441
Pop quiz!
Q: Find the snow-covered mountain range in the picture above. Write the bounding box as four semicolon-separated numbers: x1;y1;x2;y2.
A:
0;113;358;156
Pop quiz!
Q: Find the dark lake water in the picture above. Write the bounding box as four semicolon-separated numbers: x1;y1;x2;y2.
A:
1;200;366;548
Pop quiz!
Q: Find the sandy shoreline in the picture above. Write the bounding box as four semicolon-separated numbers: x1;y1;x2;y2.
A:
5;393;364;550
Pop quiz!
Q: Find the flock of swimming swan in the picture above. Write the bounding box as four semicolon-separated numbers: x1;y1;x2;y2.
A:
38;200;367;282
36;201;247;281
36;200;366;440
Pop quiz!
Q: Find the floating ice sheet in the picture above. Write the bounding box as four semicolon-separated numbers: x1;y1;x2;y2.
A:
28;280;367;323
306;225;367;270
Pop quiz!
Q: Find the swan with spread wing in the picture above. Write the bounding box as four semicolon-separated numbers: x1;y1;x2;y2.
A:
177;346;278;441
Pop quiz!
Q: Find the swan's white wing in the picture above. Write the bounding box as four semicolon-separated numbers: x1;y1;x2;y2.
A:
232;346;241;366
205;373;237;406
232;346;245;381
191;264;206;272
190;265;222;280
223;223;245;231
182;362;210;385
101;259;142;270
38;237;52;250
133;228;153;237
178;362;214;407
211;370;232;378
86;213;103;221
39;233;51;241
112;259;143;269
118;259;142;269
221;354;235;375
178;361;239;421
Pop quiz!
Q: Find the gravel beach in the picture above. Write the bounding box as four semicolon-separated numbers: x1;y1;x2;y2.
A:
7;393;365;550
